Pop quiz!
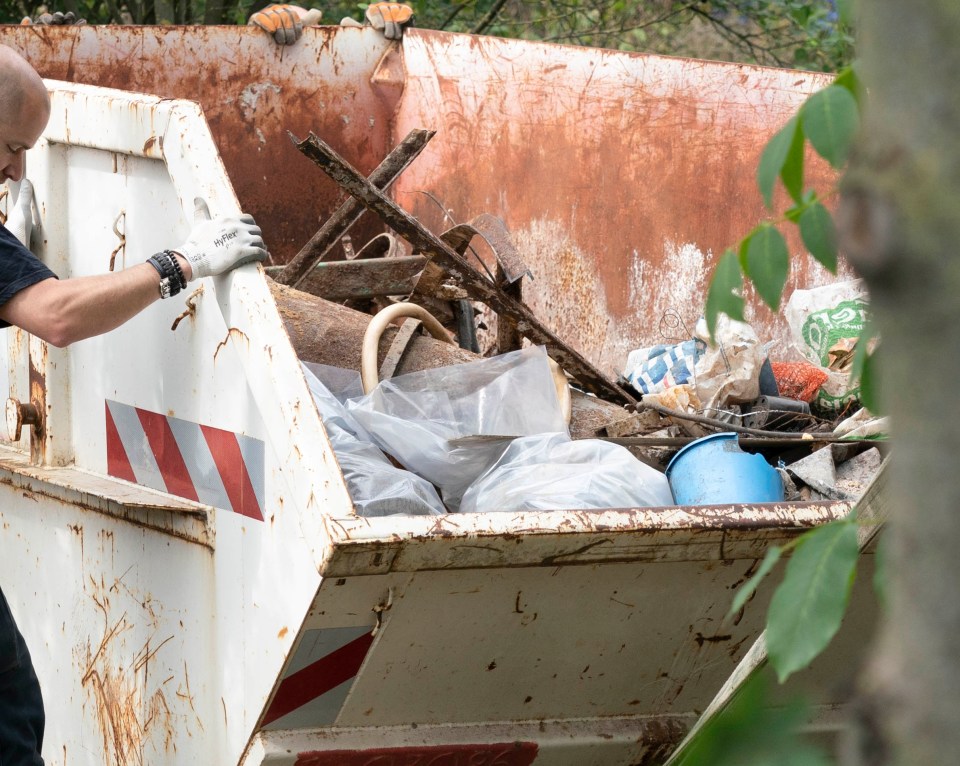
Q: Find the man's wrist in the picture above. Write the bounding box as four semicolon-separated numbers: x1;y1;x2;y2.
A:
146;251;190;298
171;252;193;282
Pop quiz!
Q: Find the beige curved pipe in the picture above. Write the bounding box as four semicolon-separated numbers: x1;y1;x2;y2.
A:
360;302;572;425
361;302;453;395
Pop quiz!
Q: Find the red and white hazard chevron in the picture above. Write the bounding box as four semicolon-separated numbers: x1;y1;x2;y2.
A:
261;626;375;730
105;400;265;520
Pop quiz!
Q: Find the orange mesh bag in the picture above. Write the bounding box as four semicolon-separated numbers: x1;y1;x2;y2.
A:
771;361;829;403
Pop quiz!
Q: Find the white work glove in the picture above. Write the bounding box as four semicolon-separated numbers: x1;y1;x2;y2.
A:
173;198;268;280
6;179;35;249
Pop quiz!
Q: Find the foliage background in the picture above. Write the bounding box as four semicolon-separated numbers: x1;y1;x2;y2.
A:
0;0;851;72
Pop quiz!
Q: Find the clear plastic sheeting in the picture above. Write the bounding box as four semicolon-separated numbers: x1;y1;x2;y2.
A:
460;432;675;514
347;346;568;511
301;362;445;517
306;361;366;404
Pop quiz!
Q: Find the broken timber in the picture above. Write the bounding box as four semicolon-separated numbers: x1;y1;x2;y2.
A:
276;128;435;288
291;131;637;406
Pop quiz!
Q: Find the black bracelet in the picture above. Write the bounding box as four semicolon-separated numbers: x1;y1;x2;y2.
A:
163;250;188;292
147;251;183;299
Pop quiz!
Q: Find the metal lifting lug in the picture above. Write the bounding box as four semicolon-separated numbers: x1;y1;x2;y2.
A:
6;397;43;442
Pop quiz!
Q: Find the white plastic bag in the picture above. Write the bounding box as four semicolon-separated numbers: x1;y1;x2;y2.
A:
460;432;674;513
692;315;764;415
302;362;445;517
785;279;870;416
346;346;568;511
622;315;762;416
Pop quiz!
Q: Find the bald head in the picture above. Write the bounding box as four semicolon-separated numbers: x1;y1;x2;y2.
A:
0;45;50;182
0;45;48;118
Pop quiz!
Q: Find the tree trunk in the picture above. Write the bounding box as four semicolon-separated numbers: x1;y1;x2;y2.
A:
840;3;960;763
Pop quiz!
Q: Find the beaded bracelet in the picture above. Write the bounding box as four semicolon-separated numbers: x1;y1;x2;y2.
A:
147;250;187;298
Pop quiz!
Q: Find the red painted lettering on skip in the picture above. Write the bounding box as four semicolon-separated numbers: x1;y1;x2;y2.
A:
294;742;538;766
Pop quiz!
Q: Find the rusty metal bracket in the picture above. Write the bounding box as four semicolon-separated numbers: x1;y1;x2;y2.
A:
291;131;636;405
276;128;435;289
266;256;427;302
379;317;423;382
415;214;525;298
441;213;531;286
108;209;126;271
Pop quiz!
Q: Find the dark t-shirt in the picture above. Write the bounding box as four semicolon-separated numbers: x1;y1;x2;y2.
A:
0;222;57;328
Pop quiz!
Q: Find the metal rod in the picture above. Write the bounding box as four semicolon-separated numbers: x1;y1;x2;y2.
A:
276;128;435;288
291;131;637;406
638;399;842;439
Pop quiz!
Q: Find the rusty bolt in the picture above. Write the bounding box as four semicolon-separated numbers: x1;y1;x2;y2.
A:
6;398;43;442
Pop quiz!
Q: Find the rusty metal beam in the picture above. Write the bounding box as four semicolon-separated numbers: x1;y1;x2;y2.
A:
276;128;435;288
291;131;637;406
266;256;427;301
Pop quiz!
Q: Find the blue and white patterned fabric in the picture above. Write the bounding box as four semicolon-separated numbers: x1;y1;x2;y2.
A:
623;339;706;395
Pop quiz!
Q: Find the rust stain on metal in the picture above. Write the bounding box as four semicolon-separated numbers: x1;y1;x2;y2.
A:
612;715;689;766
28;341;46;465
393;32;846;368
79;576;178;765
693;632;733;648
540;538;612;566
141;135;162;156
269;256;427;301
213;327;250;361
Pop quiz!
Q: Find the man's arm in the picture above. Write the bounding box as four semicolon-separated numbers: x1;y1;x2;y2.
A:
0;260;187;348
0;188;267;347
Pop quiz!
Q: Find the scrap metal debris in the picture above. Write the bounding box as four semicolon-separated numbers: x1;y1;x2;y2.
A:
269;128;885;512
275;128;435;288
290;130;637;406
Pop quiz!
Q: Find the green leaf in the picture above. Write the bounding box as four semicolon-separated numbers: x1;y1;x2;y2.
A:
849;319;874;383
799;202;838;273
849;319;881;414
737;231;753;271
676;672;832;766
745;226;790;311
790;5;811;25
801;85;860;168
780;113;806;204
767;519;859;683
833;65;861;103
784;204;805;223
859;347;880;413
706;249;745;340
757;116;799;208
729;546;782;617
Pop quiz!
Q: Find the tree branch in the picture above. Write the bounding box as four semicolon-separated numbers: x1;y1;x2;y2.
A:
471;0;509;35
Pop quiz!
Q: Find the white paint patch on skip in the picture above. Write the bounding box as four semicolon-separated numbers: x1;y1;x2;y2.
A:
628;249;645;308
239;82;281;121
629;240;709;342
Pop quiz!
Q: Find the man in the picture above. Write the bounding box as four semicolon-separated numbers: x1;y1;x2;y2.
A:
0;44;267;764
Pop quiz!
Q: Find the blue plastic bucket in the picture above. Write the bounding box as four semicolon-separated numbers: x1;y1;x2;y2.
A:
666;432;784;506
